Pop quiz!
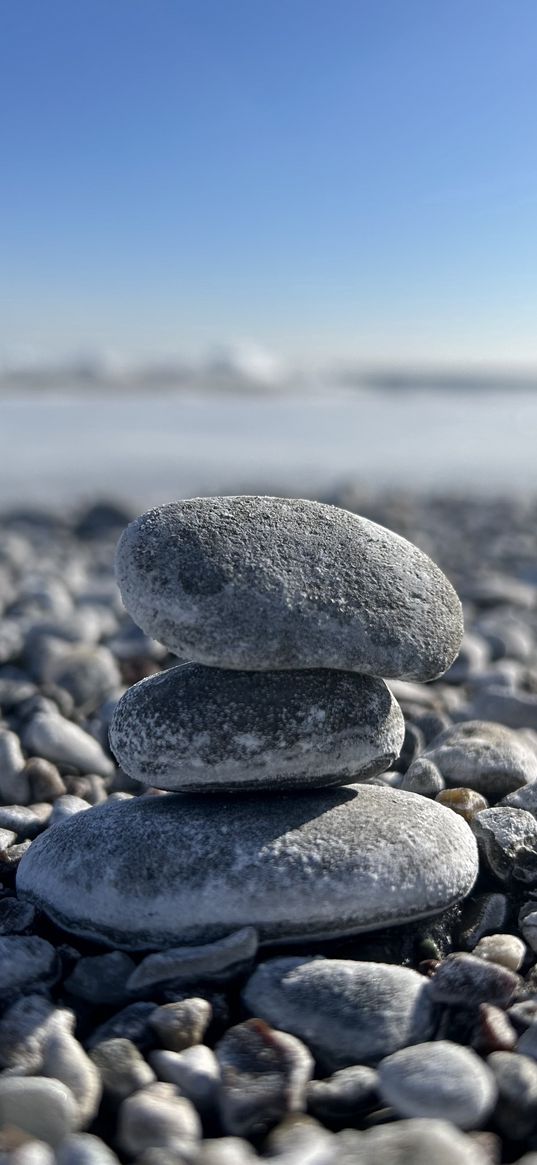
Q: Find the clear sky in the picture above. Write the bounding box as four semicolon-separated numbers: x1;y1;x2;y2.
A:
1;0;537;367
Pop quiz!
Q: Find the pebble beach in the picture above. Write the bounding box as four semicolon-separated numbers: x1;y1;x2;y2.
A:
3;484;537;1164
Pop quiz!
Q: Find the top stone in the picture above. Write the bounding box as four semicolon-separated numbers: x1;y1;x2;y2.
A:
115;496;463;681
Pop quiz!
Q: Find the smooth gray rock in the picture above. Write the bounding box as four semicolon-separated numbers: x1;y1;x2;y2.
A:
378;1041;497;1129
109;664;405;792
22;710;114;778
0;935;58;994
429;953;519;1008
0;995;75;1071
0;1076;78;1147
488;1051;537;1139
56;1134;120;1165
90;1038;156;1102
128;929;258;992
306;1065;379;1126
352;1119;490;1165
150;1045;220;1113
115;497;463;680
407;721;537;800
148;1000;213;1052
117;1082;201;1155
17;785;478;949
472;807;537;883
241;957;436;1070
41;1029;102;1128
0;729;30;804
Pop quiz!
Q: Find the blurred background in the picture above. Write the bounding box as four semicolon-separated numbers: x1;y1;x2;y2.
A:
1;0;537;508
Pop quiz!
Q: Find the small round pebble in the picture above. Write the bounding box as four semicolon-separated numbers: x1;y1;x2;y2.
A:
117;1082;201;1155
0;1076;78;1147
150;1045;220;1113
148;999;212;1052
488;1050;537;1139
429;953;519;1008
90;1038;155;1102
473;933;526;971
436;787;489;822
56;1134;120;1165
355;1117;492;1164
408;720;537;799
378;1040;497;1129
215;1018;314;1138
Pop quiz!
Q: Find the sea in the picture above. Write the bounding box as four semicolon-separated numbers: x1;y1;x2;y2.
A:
1;385;536;509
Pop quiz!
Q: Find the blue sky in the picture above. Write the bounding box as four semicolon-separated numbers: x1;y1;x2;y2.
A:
1;0;537;366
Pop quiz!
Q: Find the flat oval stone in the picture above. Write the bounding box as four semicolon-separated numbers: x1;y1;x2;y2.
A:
109;664;405;791
17;785;478;950
115;497;463;680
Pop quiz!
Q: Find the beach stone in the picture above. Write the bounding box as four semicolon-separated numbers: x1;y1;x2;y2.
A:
242;957;435;1071
0;935;58;995
473;933;526;971
24;757;67;802
352;1118;491;1164
150;1046;220;1114
115;497;463;680
109;664;405;792
472;807;537;883
117;1083;201;1156
408;721;537;800
16;785;478;949
56;1135;120;1165
0;995;75;1072
50;795;91;826
0;897;36;934
64;952;136;1006
306;1066;379;1126
148;1000;212;1052
21;711;113;778
399;758;445;797
90;1039;155;1102
435;788;489;822
129;930;258;992
488;1051;537;1139
86;1003;156;1051
0;1077;78;1147
215;1019;314;1138
0;729;30;804
41;1029;102;1128
429;953;519;1008
378;1041;497;1129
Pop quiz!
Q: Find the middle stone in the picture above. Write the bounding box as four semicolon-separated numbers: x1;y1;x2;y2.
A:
109;663;405;792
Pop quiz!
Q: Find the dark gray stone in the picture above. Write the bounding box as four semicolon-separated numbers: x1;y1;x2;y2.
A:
306;1066;379;1126
472;807;537;884
429;953;519;1009
215;1018;313;1138
488;1051;537;1139
17;785;478;949
115;497;463;680
64;952;136;1005
109;664;405;792
242;957;436;1070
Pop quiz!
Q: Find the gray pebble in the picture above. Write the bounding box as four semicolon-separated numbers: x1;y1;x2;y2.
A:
0;935;58;995
501;782;537;814
0;1077;78;1147
148;999;212;1052
150;1045;220;1113
215;1018;314;1138
0;994;74;1071
50;795;92;826
0;804;48;840
17;785;478;949
86;1003;156;1051
0;897;36;934
519;902;537;953
21;711;113;778
56;1134;120;1165
473;807;537;883
462;686;537;732
64;952;136;1005
353;1118;491;1164
6;1142;56;1165
459;892;509;949
110;664;405;792
306;1065;379;1126
378;1040;497;1129
399;757;445;796
41;1029;102;1128
263;1113;335;1162
488;1051;537;1138
0;827;16;847
46;645;120;714
24;757;67;802
242;957;435;1071
117;1083;201;1156
0;730;30;805
409;721;537;800
90;1038;155;1102
128;930;258;991
115;497;463;680
193;1138;257;1165
0;839;32;873
429;953;519;1008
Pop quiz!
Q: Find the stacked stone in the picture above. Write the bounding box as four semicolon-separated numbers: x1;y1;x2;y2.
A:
17;497;479;950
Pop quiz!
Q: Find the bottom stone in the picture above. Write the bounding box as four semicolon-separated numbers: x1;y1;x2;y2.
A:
17;785;478;950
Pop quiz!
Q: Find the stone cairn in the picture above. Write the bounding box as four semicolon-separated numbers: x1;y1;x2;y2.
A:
18;496;479;952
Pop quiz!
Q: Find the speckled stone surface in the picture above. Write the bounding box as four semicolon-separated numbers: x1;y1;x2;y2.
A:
109;663;405;791
17;784;478;950
114;496;463;680
242;957;436;1070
